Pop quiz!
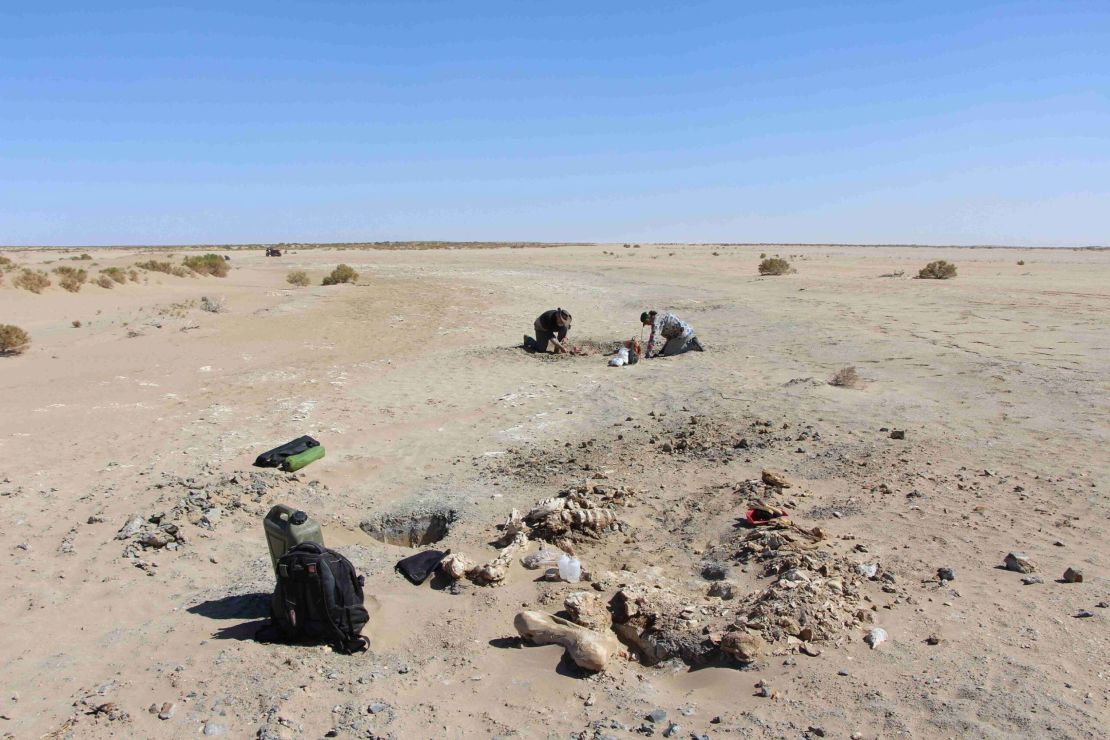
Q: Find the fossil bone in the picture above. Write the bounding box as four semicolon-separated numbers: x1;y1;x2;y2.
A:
439;553;472;580
472;531;527;585
513;610;620;671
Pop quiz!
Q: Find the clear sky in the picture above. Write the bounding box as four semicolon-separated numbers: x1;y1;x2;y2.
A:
1;1;1107;246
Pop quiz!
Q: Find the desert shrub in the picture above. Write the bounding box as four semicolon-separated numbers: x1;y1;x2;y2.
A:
322;264;358;285
1017;260;1025;266
135;259;174;274
72;320;82;328
128;269;139;282
286;270;310;287
53;266;88;292
171;265;190;277
72;253;92;260
0;324;31;355
829;366;860;388
0;255;15;271
758;257;792;276
13;269;51;293
95;275;114;289
182;253;229;277
917;260;957;279
759;252;767;258
200;295;225;313
100;267;127;284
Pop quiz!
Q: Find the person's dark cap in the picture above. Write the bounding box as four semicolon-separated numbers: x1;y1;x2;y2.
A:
640;311;651;323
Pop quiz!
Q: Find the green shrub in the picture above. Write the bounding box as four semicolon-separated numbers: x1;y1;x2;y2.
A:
322;264;358;285
182;253;229;277
758;257;792;276
14;269;51;293
917;260;957;279
0;324;31;355
286;270;310;287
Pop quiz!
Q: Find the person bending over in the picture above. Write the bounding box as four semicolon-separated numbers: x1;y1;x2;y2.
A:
640;310;704;357
529;308;572;353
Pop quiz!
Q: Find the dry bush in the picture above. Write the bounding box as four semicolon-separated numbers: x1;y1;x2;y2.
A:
170;265;190;277
200;295;225;313
286;270;310;287
183;254;229;277
759;252;767;258
829;366;860;389
72;320;82;328
135;260;174;274
758;257;792;276
73;253;92;260
100;267;127;284
1017;260;1025;266
53;266;88;292
0;255;15;271
95;275;114;289
322;264;358;285
917;260;957;279
128;269;139;282
14;269;51;293
0;324;31;355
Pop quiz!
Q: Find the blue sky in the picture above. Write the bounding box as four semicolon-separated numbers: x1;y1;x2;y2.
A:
1;1;1107;246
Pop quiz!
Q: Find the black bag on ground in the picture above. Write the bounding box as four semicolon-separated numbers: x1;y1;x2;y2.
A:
256;542;370;654
254;436;320;468
396;549;448;585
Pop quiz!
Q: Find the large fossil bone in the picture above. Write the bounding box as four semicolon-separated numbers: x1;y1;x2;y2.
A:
513;610;620;671
439;552;472;580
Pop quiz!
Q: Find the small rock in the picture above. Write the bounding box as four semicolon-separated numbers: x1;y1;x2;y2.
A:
662;722;680;738
646;709;667;723
925;634;941;646
865;628;888;649
808;727;826;738
851;734;863;740
202;721;226;736
157;702;176;720
889;430;905;440
1097;601;1109;609
584;694;595;707
755;680;772;698
367;702;388;714
800;643;822;657
838;669;850;676
1003;552;1036;574
1022;575;1043;585
937;567;955;582
707;581;734;600
1062;567;1084;583
1075;610;1095;619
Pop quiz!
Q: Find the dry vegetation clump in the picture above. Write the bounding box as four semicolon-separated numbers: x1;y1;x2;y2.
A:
95;275;114;289
72;253;93;261
14;269;51;293
758;257;792;276
135;259;174;274
183;254;230;277
322;264;358;285
286;270;310;287
829;366;860;388
100;267;127;284
1017;260;1025;265
0;255;16;271
917;260;957;279
52;266;88;292
0;324;31;355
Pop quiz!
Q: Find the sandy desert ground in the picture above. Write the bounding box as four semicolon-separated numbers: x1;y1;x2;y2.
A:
0;243;1107;739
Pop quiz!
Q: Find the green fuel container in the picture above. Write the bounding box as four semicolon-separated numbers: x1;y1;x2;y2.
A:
281;445;325;472
263;504;324;575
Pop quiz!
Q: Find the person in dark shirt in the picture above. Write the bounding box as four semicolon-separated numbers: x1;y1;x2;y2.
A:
527;308;572;353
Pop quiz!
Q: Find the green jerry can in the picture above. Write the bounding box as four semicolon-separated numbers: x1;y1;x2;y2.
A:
282;445;325;472
264;504;324;575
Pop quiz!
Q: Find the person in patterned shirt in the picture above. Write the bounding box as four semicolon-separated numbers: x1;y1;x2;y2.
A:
640;310;704;358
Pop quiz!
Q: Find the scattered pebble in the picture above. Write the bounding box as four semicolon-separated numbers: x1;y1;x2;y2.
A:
1003;552;1036;574
203;721;226;736
1062;567;1084;583
1022;575;1044;585
646;709;667;723
1075;610;1095;619
937;567;955;582
864;627;888;649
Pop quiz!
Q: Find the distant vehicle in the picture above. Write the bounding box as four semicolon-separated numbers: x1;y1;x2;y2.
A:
266;247;282;257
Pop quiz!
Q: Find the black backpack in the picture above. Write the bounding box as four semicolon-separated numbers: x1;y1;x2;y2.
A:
257;542;370;654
